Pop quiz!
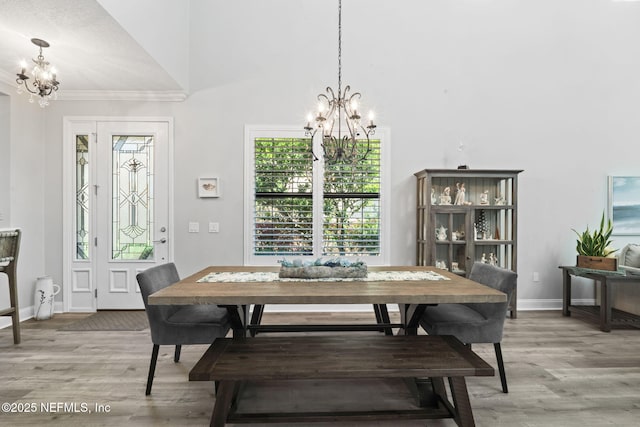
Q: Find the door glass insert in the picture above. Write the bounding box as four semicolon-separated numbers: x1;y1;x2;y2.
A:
75;135;90;260
111;135;154;261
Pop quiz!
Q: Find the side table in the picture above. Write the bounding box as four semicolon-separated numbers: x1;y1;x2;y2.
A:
560;265;640;332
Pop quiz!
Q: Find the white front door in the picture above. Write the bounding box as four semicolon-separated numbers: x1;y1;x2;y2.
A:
64;118;173;311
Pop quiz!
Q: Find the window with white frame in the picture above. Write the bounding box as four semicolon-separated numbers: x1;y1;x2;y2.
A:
244;126;389;266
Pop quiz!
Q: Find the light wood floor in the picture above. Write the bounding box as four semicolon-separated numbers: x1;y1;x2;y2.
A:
1;310;639;426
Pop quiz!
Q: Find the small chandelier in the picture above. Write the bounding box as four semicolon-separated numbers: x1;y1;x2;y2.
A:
16;38;60;108
304;0;377;164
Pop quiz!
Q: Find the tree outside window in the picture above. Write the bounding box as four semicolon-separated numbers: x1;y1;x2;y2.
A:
251;135;382;261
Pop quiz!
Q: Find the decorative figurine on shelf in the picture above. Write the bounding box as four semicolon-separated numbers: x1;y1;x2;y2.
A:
436;260;448;270
479;190;489;205
454;182;465;205
480;253;487;263
440;187;452;205
451;261;459;271
436;225;448;241
431;188;437;205
453;230;465;241
489;253;498;266
454;182;473;205
495;193;506;205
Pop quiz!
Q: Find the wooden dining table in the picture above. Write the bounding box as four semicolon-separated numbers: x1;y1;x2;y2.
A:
148;265;507;336
148;265;506;427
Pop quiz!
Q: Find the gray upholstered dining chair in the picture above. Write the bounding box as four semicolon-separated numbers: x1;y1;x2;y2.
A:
419;262;517;393
0;228;21;344
136;263;231;395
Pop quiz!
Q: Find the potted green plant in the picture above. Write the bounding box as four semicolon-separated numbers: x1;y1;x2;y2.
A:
572;212;617;271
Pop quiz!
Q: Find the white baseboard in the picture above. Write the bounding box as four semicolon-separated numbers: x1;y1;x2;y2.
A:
0;302;65;330
0;306;33;330
516;298;595;311
0;300;595;330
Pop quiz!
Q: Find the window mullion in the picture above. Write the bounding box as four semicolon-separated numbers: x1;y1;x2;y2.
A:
312;133;324;257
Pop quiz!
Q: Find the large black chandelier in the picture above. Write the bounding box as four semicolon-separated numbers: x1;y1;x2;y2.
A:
16;38;60;108
304;0;377;164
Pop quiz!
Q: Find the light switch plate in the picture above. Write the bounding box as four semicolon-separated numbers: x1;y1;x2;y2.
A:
209;222;219;233
188;222;199;233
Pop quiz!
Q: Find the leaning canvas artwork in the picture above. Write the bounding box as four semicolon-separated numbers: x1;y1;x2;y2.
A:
609;176;640;235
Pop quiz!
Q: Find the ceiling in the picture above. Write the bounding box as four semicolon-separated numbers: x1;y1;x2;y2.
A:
0;0;183;99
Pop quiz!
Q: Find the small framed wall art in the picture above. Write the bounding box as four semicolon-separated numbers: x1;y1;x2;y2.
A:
198;177;220;198
608;176;640;235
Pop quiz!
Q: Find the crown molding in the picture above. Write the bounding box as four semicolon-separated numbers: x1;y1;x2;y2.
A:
0;69;188;102
57;90;188;102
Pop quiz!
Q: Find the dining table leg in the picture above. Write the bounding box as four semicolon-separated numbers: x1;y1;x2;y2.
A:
399;303;443;410
398;304;427;335
249;304;265;337
221;305;248;339
373;304;393;335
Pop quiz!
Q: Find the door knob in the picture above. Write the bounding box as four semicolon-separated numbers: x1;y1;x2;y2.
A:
153;238;167;244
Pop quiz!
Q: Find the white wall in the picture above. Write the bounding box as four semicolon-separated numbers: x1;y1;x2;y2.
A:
0;93;9;226
0;81;47;326
7;0;640;316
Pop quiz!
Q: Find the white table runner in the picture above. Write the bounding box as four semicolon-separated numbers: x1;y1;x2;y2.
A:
198;270;450;283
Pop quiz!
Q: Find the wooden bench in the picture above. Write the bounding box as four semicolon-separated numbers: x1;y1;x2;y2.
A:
190;335;494;427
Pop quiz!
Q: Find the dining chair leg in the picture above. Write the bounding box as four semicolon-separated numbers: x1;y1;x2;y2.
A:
8;271;20;344
146;344;160;396
11;309;21;344
494;342;508;393
174;345;182;362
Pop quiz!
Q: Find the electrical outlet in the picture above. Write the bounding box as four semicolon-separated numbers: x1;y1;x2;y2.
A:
209;222;219;233
533;272;539;282
188;222;200;233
